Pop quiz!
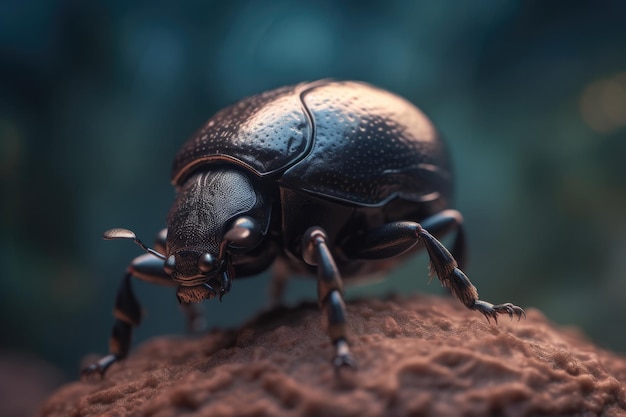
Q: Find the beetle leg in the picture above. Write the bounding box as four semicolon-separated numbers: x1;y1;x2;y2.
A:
218;255;234;302
302;227;356;371
81;271;141;378
418;230;525;322
269;256;290;306
180;301;207;333
419;209;466;269
344;221;525;322
81;253;197;378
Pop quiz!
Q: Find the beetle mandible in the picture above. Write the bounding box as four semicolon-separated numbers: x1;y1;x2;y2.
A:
82;80;525;376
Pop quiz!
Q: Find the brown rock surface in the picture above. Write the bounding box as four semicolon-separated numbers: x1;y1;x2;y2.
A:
39;295;626;416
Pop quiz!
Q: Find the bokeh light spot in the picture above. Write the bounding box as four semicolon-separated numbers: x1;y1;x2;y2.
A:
580;73;626;133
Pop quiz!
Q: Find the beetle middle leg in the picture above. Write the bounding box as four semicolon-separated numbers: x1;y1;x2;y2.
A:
302;226;356;370
344;220;525;322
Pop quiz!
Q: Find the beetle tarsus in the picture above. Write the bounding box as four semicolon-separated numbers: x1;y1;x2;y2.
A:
333;338;357;371
81;354;119;379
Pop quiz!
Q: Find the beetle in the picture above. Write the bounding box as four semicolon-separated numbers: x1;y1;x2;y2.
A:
82;80;525;377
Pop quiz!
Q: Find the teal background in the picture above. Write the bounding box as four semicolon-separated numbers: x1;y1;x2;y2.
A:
2;0;626;382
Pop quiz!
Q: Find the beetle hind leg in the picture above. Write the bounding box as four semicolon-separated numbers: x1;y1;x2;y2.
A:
418;227;525;321
420;209;467;269
344;220;525;322
302;227;356;370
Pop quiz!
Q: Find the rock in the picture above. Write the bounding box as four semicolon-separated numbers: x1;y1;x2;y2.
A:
38;295;626;416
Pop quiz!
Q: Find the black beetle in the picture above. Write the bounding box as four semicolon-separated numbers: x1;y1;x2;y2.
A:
82;80;524;376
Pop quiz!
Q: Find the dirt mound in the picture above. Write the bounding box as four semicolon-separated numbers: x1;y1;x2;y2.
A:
39;295;626;416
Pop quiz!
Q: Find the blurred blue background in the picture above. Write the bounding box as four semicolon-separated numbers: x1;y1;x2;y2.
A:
2;0;626;385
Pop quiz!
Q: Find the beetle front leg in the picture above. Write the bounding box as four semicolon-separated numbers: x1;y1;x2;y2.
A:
344;221;525;322
302;227;356;370
82;253;182;378
81;272;141;378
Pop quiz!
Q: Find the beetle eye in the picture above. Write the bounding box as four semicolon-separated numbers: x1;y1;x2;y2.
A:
164;255;176;275
198;252;217;273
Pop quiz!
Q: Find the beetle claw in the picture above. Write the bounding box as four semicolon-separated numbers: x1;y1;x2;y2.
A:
81;364;104;380
493;302;526;321
81;354;119;380
333;353;357;371
472;300;525;324
332;339;357;372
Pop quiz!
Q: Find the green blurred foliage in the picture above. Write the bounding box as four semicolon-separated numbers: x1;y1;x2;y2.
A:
2;0;626;381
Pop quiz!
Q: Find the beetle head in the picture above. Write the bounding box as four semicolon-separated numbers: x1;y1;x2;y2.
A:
164;170;265;301
103;169;267;303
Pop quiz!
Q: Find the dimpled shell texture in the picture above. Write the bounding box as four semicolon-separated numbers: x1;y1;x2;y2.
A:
172;84;311;183
172;80;452;206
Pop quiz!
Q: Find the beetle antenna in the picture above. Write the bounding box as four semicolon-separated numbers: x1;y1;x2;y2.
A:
103;228;166;260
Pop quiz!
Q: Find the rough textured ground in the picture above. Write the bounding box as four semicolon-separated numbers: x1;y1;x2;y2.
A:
39;295;626;417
